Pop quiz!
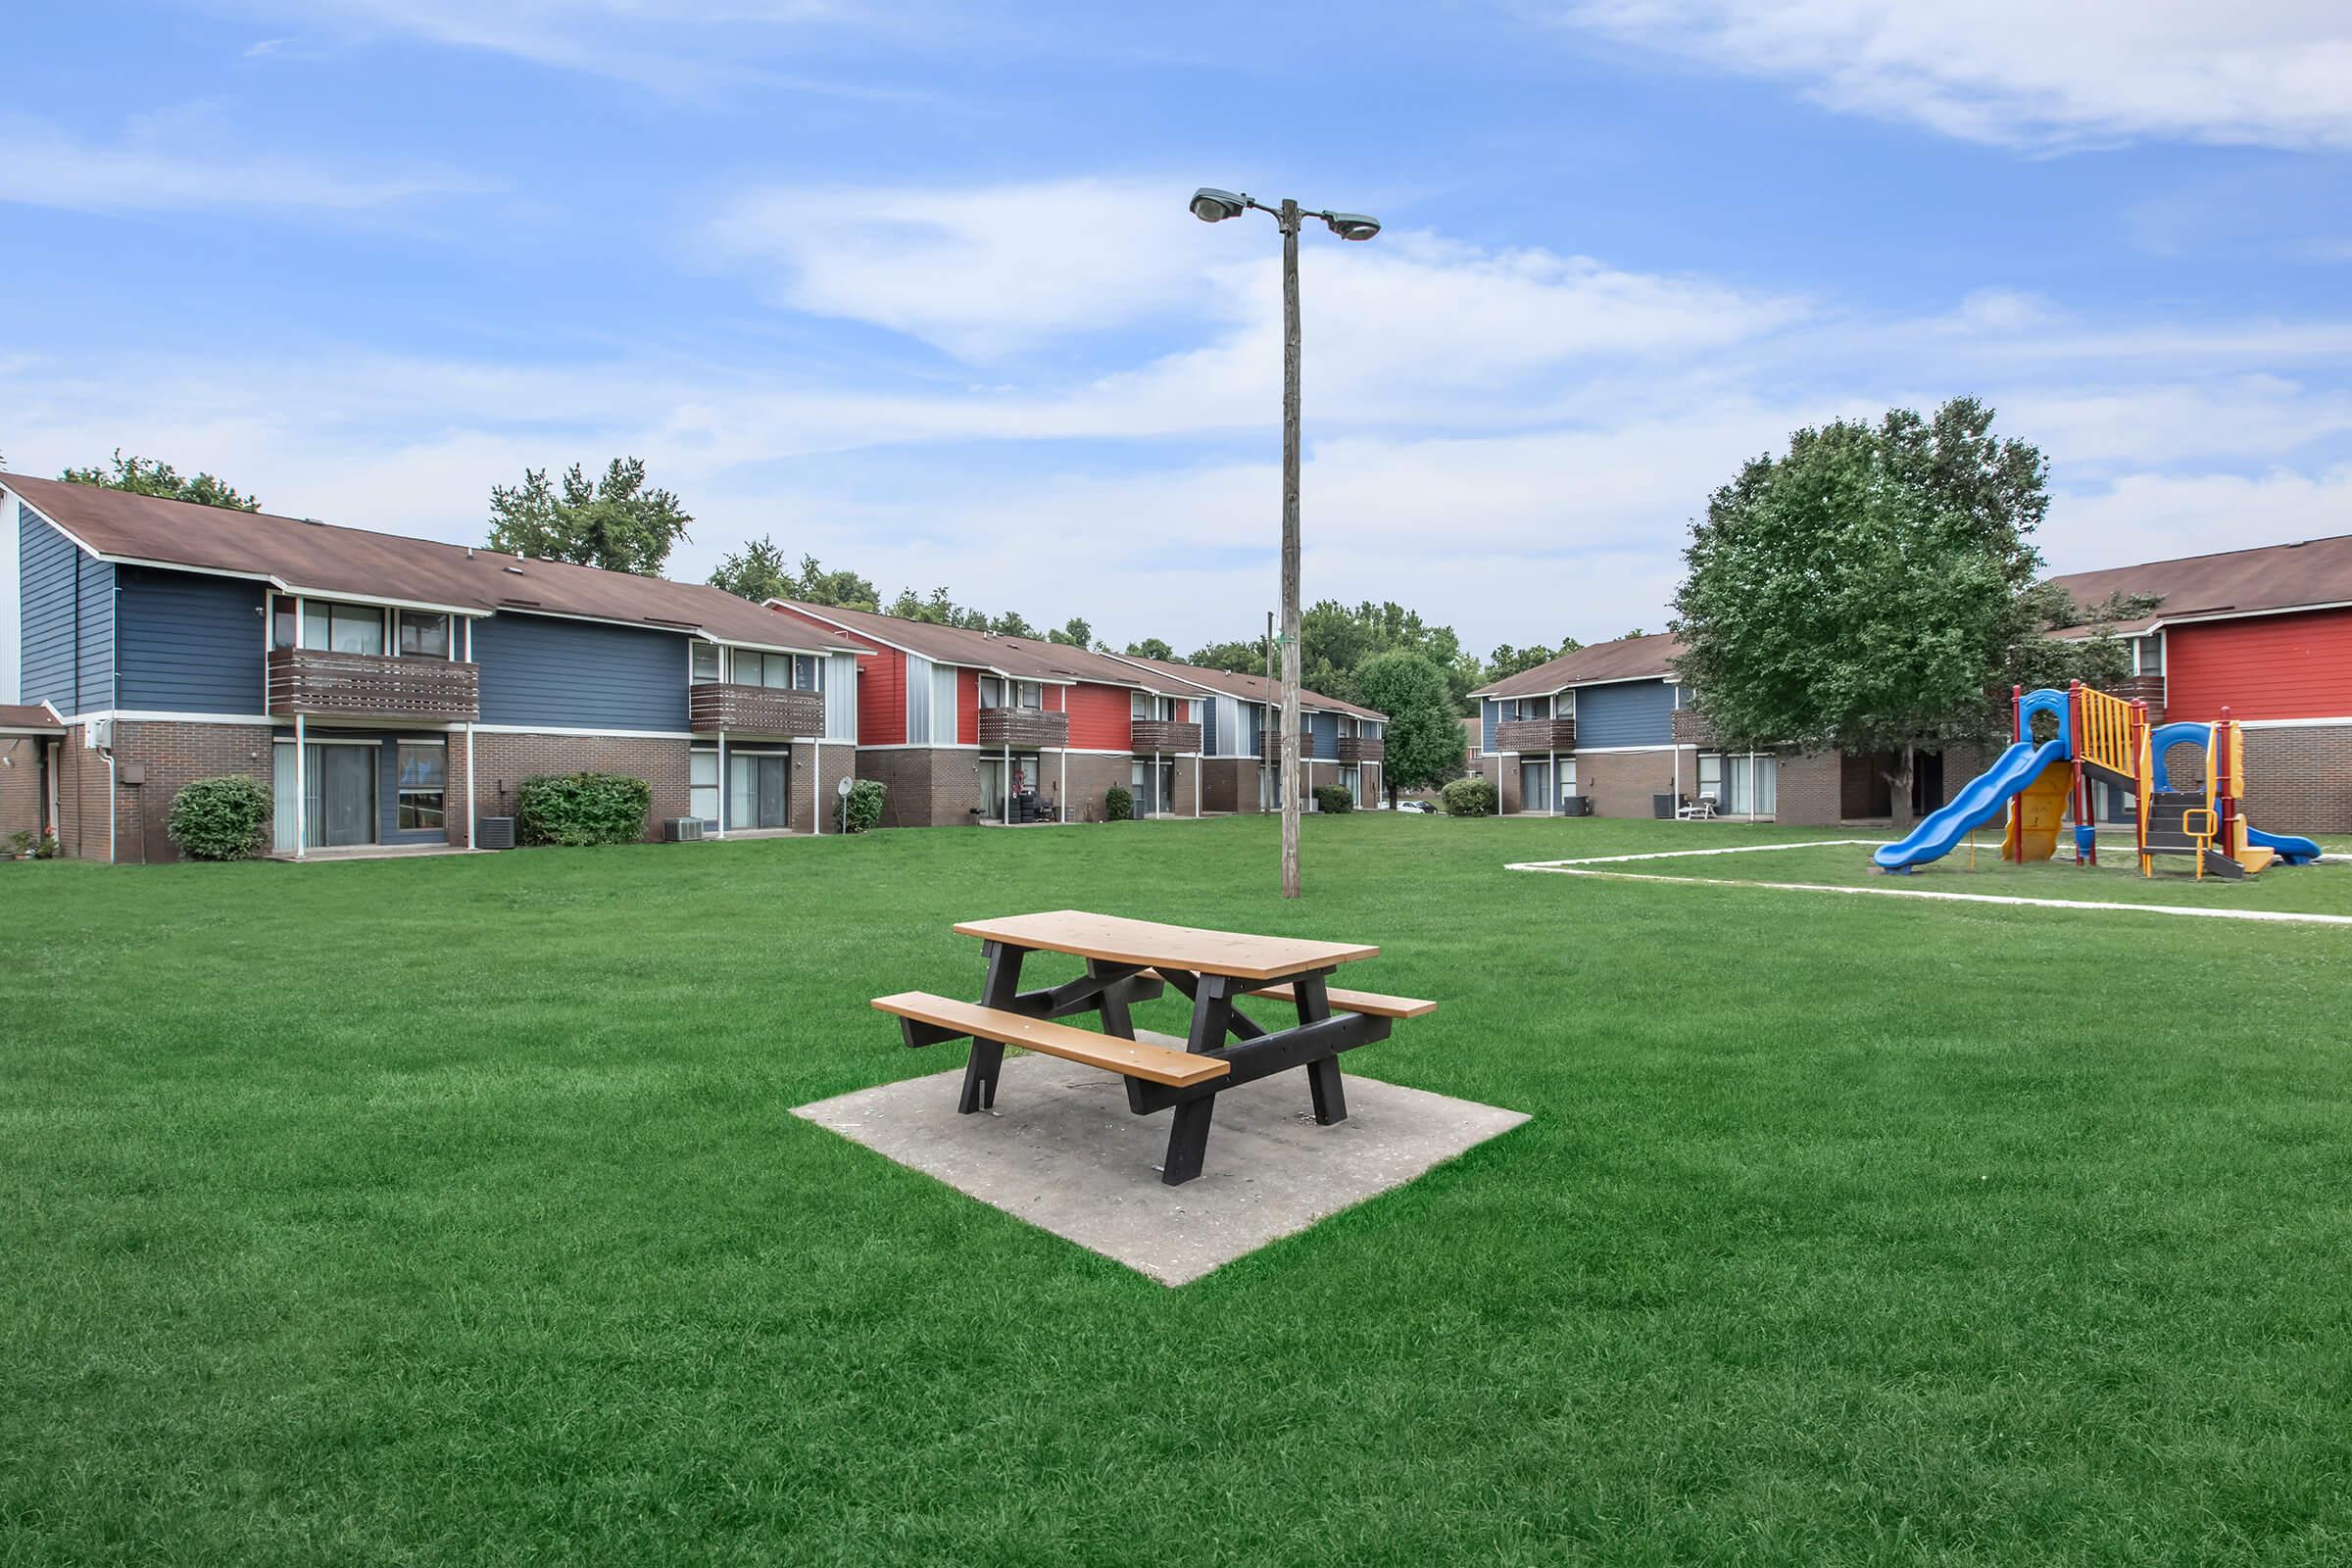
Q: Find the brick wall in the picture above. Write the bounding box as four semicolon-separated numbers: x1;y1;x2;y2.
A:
470;731;691;845
794;739;859;834
1200;758;1258;813
0;737;46;844
1775;751;1842;826
857;747;982;827
2240;724;2352;833
108;720;277;863
1576;749;1678;820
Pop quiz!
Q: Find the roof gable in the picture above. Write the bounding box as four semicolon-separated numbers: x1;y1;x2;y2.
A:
1471;632;1685;700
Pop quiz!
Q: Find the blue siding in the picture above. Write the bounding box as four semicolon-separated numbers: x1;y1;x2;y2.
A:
471;611;689;731
19;506;113;714
116;565;267;713
1307;710;1339;760
1573;679;1676;748
1481;698;1499;755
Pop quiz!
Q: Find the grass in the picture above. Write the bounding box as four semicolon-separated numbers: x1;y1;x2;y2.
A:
1521;830;2352;914
6;812;2352;1565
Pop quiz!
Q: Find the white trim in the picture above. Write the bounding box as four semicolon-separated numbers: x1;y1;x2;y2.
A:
270;734;381;747
706;632;861;660
280;585;481;619
71;709;277;727
2050;598;2352;640
2237;716;2352;729
394;736;447;746
855;741;984;753
472;722;699;740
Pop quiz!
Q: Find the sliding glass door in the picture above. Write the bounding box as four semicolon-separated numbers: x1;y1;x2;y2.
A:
271;741;380;851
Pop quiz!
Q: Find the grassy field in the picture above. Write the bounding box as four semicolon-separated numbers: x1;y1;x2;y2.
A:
1520;831;2352;914
7;813;2352;1565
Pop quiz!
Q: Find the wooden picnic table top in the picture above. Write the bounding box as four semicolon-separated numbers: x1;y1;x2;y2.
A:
952;909;1379;984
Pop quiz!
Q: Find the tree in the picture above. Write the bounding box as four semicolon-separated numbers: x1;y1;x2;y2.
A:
709;535;792;602
990;610;1040;639
1298;600;1481;712
1671;397;2057;804
1047;617;1094;648
62;450;257;511
1188;638;1268;675
791;557;880;611
1485;640;1579;685
1123;637;1175;662
888;586;988;629
488;458;690;576
1354;651;1463;803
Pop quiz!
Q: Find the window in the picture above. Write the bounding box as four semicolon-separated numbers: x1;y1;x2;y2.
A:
398;611;450;659
1700;752;1776;815
690;748;720;826
979;676;1004;709
396;743;446;831
1016;681;1043;710
2132;634;2164;676
692;644;721;683
1132;689;1151;719
794;655;822;691
283;599;385;655
732;650;793;688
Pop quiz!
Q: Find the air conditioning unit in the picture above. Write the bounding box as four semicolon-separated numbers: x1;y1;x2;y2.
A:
663;816;705;843
476;816;516;851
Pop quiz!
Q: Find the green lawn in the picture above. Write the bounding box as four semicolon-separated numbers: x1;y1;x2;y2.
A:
1527;829;2352;915
7;814;2352;1565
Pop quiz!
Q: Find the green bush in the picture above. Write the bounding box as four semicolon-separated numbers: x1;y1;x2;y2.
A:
842;778;885;834
1105;785;1133;821
1312;785;1354;815
167;775;274;861
6;830;30;860
514;771;652;847
1441;776;1497;817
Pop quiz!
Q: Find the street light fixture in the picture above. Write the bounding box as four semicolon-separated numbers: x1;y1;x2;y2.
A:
1188;186;1381;899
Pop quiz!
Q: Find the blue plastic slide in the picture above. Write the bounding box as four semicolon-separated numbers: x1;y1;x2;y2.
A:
2247;825;2324;865
1871;738;2071;871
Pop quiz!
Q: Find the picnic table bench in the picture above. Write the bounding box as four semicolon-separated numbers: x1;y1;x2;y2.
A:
872;909;1436;1185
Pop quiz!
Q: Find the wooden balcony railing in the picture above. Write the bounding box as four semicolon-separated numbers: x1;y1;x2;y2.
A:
1336;736;1384;763
689;682;823;737
267;648;479;723
1259;731;1286;763
1496;717;1577;753
975;707;1070;748
1131;719;1201;755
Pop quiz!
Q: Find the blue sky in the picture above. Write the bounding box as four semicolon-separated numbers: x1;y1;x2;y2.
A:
4;1;2350;656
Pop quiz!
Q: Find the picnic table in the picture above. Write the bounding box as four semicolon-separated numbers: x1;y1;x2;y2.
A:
873;909;1436;1185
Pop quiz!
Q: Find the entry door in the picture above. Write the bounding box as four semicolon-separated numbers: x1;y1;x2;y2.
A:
757;756;788;828
321;746;377;847
1520;760;1550;813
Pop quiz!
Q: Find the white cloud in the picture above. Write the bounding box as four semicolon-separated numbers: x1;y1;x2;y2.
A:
1558;1;2352;151
2041;466;2352;573
0;108;500;216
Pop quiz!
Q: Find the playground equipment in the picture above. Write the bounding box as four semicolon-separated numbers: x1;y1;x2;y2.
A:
1872;683;2322;877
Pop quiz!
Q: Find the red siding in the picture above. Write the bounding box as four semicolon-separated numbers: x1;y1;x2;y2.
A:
764;605;903;744
1066;682;1132;751
2166;610;2352;723
956;668;980;745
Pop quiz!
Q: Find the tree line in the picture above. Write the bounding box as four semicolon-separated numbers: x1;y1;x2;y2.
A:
35;391;2154;808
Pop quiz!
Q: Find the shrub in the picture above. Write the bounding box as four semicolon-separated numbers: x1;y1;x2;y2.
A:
514;771;652;847
33;834;58;859
1312;785;1354;815
1105;785;1133;821
6;830;30;860
1440;776;1497;817
167;775;274;860
842;778;885;834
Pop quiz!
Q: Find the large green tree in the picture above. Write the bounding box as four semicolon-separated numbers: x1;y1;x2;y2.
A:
62;451;258;511
708;536;791;602
1354;650;1464;803
488;458;690;576
1671;398;2132;799
1123;637;1175;662
1187;638;1269;676
1299;600;1481;712
1046;617;1094;648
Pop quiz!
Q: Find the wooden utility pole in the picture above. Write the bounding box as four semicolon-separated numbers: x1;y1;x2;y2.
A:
1279;197;1303;900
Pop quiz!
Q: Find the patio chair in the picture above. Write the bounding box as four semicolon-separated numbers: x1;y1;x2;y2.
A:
1676;793;1719;820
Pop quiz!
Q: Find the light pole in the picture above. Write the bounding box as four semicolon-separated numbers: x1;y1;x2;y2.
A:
1189;187;1380;899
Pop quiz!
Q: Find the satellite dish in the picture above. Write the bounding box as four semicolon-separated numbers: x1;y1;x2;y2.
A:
836;776;855;797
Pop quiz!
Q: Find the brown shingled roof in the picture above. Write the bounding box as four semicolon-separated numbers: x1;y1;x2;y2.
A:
4;473;864;656
1098;653;1387;721
1469;631;1685;700
0;703;65;733
768;601;1129;684
2042;532;2352;636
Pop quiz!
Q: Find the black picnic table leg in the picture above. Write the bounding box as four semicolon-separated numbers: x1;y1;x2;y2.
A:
958;940;1025;1114
1295;969;1348;1125
1087;958;1139;1040
1157;971;1242;1185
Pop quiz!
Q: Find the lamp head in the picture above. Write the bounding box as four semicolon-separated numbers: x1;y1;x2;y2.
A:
1323;212;1381;241
1189;187;1248;222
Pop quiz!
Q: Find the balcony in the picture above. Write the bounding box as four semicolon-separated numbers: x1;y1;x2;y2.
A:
1336;735;1384;763
1495;717;1577;753
689;682;823;737
1131;719;1201;755
268;648;479;723
975;706;1070;748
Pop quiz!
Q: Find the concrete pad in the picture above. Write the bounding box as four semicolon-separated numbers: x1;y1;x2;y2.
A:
794;1044;1529;1286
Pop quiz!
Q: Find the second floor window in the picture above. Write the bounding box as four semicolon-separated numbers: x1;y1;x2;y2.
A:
730;649;824;690
692;644;721;682
398;612;450;659
271;599;384;656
